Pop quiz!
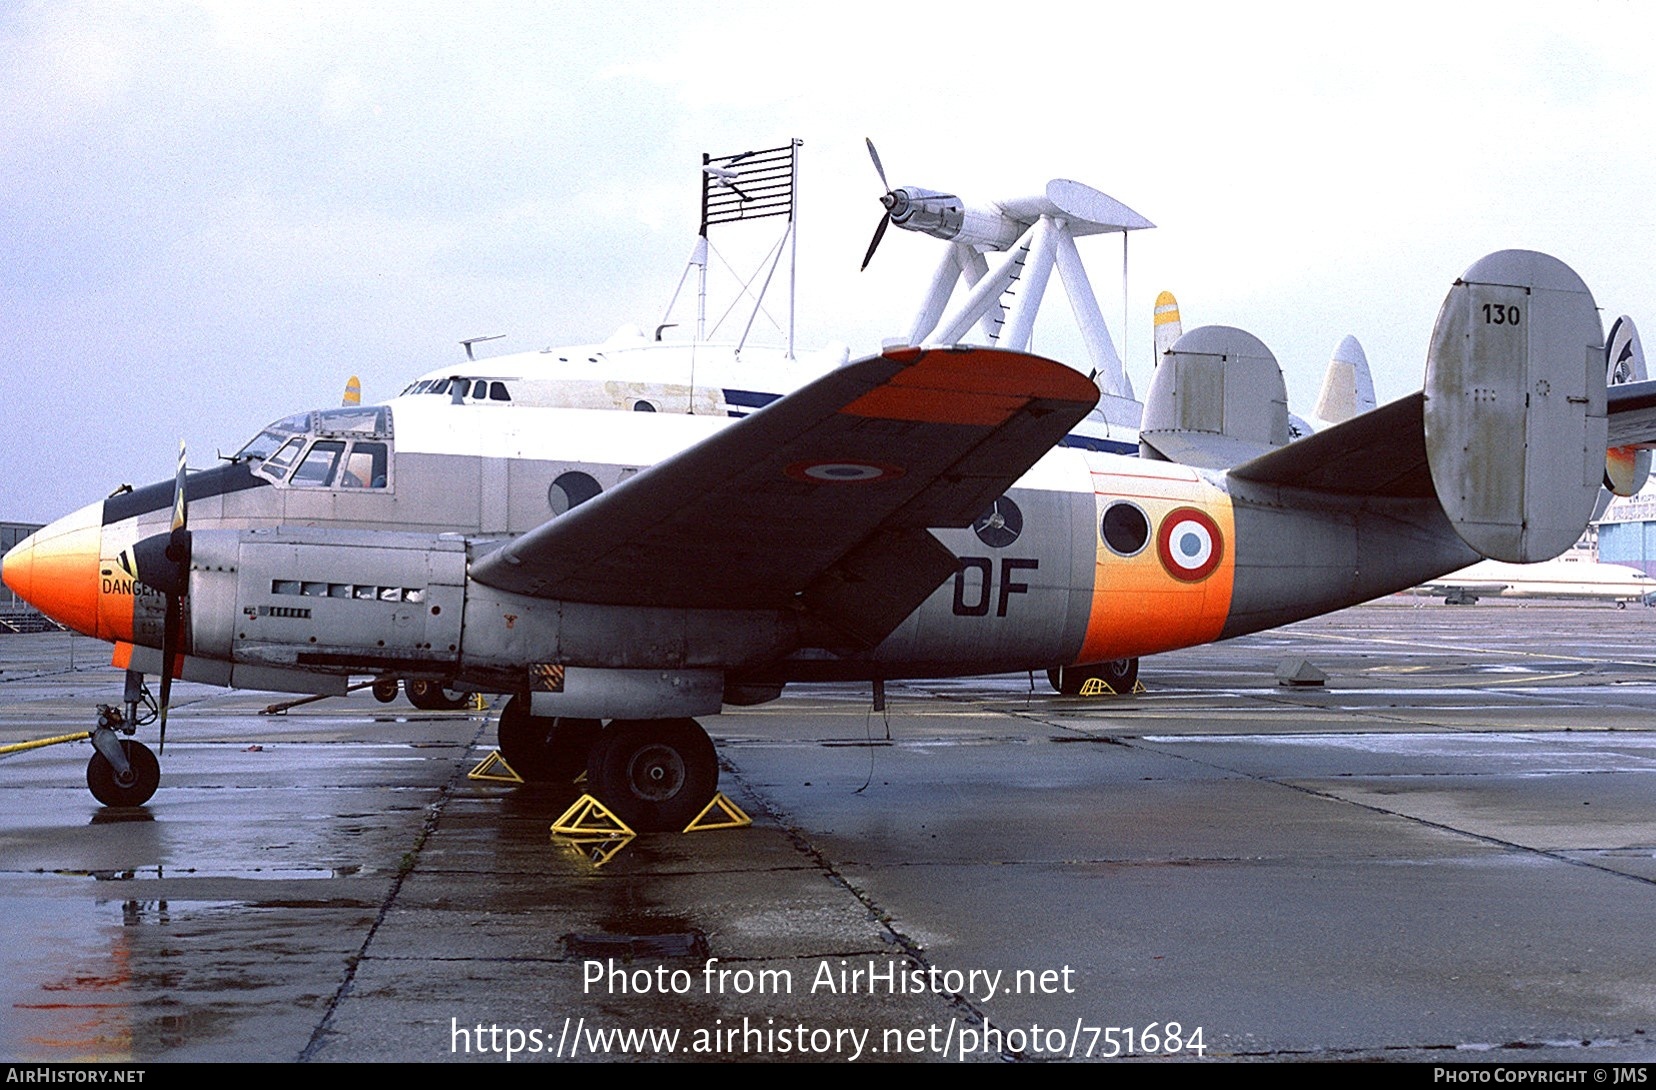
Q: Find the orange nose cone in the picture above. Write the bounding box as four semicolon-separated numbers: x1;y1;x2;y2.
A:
3;504;104;637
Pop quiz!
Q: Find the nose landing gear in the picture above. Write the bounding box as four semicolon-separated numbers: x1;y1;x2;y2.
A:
85;672;162;807
87;730;160;807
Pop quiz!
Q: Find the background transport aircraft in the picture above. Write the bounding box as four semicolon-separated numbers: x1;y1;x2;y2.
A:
5;245;1653;836
1413;553;1656;606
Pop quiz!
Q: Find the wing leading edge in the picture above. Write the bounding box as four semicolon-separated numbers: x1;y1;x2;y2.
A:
469;346;1100;640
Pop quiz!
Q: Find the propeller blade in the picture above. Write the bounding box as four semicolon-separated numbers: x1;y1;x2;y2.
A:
170;440;187;533
158;438;189;754
860;214;890;272
864;137;889;192
158;593;180;754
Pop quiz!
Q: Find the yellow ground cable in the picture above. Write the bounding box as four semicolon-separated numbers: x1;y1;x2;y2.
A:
0;731;92;757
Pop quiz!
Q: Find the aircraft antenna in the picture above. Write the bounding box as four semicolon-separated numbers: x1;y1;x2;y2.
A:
662;141;801;360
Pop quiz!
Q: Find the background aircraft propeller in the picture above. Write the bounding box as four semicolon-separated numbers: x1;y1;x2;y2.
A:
861;137;894;271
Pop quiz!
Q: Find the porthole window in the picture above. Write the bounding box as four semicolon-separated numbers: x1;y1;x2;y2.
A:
633;400;657;412
1102;501;1150;557
548;471;602;515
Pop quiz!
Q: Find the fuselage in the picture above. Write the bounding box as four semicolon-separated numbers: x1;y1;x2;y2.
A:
2;341;1475;699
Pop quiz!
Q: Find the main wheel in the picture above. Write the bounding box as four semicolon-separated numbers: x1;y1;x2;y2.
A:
496;695;600;783
405;679;469;710
1047;658;1139;696
87;740;160;807
371;678;400;703
587;719;718;833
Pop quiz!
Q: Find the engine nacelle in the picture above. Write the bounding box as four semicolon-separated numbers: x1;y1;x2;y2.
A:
884;186;1025;250
187;527;466;672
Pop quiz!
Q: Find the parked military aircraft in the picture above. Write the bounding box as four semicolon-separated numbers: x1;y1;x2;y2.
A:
4;248;1650;834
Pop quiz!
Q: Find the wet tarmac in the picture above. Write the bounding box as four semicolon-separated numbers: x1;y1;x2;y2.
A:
4;600;1656;1062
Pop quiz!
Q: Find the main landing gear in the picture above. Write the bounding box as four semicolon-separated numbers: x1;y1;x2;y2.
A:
1047;657;1140;696
85;671;162;807
403;679;471;711
369;677;471;709
494;695;719;832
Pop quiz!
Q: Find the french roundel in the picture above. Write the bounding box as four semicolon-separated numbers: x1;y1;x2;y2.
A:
1156;507;1223;582
784;460;904;484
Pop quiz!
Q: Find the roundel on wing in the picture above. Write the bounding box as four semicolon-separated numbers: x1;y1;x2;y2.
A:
1156;507;1223;582
784;460;904;484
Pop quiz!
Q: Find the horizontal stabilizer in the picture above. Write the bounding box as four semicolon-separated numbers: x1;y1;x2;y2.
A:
1239;251;1616;566
1608;377;1656;447
1229;392;1432;497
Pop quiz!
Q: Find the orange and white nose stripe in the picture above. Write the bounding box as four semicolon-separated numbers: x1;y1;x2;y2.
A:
2;501;105;637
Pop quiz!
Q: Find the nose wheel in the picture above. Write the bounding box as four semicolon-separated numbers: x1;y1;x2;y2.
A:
87;738;160;807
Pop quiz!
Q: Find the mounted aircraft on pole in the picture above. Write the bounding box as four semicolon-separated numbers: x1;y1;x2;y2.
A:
5;144;1653;833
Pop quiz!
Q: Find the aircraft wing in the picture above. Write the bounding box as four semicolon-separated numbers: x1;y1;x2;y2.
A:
468;346;1099;640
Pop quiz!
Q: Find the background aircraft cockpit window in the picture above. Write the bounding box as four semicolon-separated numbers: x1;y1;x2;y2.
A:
489;381;511;401
290;440;346;488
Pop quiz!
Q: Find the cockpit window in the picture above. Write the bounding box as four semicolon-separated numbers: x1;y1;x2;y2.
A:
290;440;346;487
315;406;390;437
260;436;305;479
234;411;312;462
338;442;389;489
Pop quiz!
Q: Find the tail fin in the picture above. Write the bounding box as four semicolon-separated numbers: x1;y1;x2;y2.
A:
1424;250;1604;562
1604;315;1650;496
1152;291;1183;365
342;376;362;407
1140;325;1290;467
1313;335;1376;425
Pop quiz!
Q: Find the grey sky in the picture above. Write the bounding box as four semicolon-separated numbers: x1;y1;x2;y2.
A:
4;1;1653;522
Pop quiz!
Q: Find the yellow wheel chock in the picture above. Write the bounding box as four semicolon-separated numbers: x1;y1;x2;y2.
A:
551;794;636;867
552;794;634;837
548;790;751;866
1076;678;1147;697
467;749;523;783
684;793;751;832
